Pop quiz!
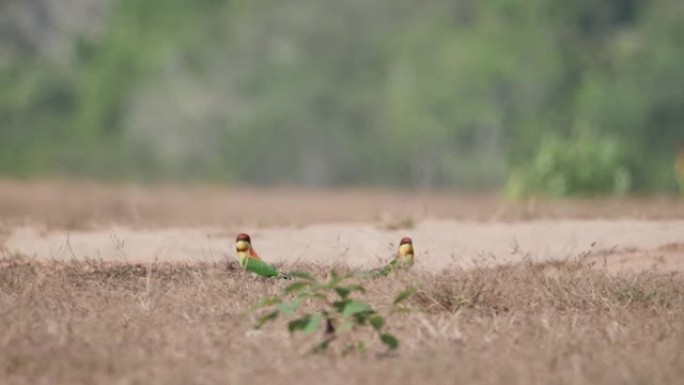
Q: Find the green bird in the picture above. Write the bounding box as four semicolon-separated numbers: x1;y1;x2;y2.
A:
235;233;291;279
368;237;415;277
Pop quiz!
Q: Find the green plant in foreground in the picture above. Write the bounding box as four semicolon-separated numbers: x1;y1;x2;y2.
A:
254;270;417;354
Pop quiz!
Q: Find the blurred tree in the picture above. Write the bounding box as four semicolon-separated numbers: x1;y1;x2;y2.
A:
676;145;684;194
0;0;682;195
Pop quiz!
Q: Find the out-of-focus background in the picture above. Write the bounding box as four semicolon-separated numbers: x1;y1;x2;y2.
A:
2;0;683;197
3;4;684;383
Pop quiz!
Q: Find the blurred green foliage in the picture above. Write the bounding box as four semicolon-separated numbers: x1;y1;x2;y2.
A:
507;130;632;198
1;0;683;195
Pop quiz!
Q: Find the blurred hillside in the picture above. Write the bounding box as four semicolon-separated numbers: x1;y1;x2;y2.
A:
1;0;683;195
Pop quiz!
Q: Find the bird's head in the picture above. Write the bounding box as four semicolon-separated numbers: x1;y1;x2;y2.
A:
398;237;414;258
236;233;252;253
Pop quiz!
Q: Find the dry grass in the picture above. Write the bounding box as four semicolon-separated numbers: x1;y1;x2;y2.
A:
2;254;683;385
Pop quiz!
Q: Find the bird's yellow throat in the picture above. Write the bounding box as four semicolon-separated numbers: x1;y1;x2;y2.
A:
398;243;414;265
235;240;251;267
236;240;251;252
399;243;414;256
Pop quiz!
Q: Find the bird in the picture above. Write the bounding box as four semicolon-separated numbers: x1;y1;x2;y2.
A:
235;233;291;279
367;237;415;277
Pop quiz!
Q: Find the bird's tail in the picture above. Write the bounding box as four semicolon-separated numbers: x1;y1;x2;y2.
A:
277;272;293;280
359;265;392;279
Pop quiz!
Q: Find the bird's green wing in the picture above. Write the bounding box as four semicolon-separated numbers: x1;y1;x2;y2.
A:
243;258;279;277
359;258;399;278
243;258;291;279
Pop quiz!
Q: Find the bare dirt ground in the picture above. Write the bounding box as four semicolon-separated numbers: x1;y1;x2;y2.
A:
1;180;684;230
3;220;684;274
2;180;684;384
1;180;683;273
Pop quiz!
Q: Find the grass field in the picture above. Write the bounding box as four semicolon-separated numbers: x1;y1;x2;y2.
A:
1;181;684;384
2;257;683;385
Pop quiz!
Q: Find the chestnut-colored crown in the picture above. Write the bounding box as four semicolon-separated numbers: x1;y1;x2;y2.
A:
236;233;251;243
399;237;413;246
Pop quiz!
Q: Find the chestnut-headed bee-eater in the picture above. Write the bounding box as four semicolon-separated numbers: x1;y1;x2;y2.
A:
370;237;415;277
235;233;291;279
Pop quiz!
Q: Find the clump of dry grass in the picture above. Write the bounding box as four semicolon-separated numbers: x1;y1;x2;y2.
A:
411;260;684;313
1;254;683;385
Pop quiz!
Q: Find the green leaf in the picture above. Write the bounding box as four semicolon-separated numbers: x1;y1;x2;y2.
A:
339;320;354;332
369;315;385;331
288;271;316;281
255;310;278;329
278;299;301;315
284;282;309;294
380;333;399;350
288;316;310;333
393;286;417;305
333;300;350;314
342;300;371;318
303;312;323;334
335;287;351;299
353;312;370;325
